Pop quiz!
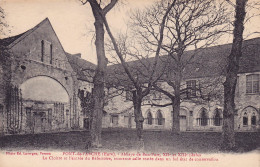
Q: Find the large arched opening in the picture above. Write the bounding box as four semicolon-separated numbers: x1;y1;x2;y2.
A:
20;76;69;103
20;76;70;133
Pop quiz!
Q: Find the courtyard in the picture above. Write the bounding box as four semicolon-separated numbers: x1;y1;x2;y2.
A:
0;129;259;153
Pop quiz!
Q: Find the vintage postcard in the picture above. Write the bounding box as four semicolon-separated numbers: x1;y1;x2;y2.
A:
0;0;259;166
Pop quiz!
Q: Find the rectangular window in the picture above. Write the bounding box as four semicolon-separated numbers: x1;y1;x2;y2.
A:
41;40;44;62
48;109;52;124
0;105;3;113
243;117;248;126
246;74;259;94
186;80;196;98
236;76;239;95
251;116;256;126
124;116;128;124
111;115;118;125
41;40;53;64
61;104;64;123
50;44;53;64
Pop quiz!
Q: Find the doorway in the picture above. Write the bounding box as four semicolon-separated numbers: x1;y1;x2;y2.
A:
83;118;91;130
180;115;187;131
33;112;46;133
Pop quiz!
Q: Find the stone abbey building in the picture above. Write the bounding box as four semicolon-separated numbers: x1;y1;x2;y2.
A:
103;37;260;132
0;18;259;135
0;18;95;134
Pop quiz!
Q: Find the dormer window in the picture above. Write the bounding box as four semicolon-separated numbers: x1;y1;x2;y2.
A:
246;74;259;94
125;91;132;101
151;91;162;100
186;80;196;98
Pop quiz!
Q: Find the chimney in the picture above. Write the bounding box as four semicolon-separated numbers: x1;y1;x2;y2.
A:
74;53;81;58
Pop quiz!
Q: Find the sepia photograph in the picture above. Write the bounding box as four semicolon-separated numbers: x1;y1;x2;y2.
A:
0;0;259;166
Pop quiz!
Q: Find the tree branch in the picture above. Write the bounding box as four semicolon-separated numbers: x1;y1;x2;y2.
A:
103;0;118;15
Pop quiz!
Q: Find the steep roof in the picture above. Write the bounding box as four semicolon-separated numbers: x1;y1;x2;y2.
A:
182;37;260;79
106;37;260;84
0;32;26;47
66;52;96;82
0;18;50;48
0;18;96;82
2;18;258;83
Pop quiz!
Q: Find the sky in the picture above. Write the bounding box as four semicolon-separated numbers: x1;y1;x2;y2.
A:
1;0;260;64
1;0;155;64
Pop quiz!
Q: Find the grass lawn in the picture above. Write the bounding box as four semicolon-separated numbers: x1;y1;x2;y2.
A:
0;129;259;153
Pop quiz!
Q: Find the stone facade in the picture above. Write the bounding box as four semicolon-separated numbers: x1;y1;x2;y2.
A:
103;38;260;132
0;18;86;134
103;73;260;132
234;72;260;131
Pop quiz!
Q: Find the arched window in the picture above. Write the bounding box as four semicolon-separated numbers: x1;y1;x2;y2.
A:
251;113;256;126
147;111;153;125
243;112;248;126
214;109;222;126
200;108;208;126
157;110;164;125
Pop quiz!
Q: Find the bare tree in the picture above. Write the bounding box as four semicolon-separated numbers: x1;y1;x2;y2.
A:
128;0;230;133
101;0;177;144
80;0;118;148
0;6;9;54
0;6;8;37
0;6;12;128
222;0;247;151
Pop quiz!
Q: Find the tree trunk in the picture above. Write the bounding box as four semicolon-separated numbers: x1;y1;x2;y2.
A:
132;90;144;150
134;105;144;140
132;90;144;140
172;66;182;134
222;0;247;151
89;2;108;148
172;85;181;133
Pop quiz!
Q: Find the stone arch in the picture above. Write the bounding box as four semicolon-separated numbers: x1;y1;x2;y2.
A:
196;107;208;118
16;66;75;99
156;109;165;118
180;107;188;116
240;106;259;117
240;106;259;127
20;75;69;103
213;108;223;115
144;109;152;118
197;107;208;126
